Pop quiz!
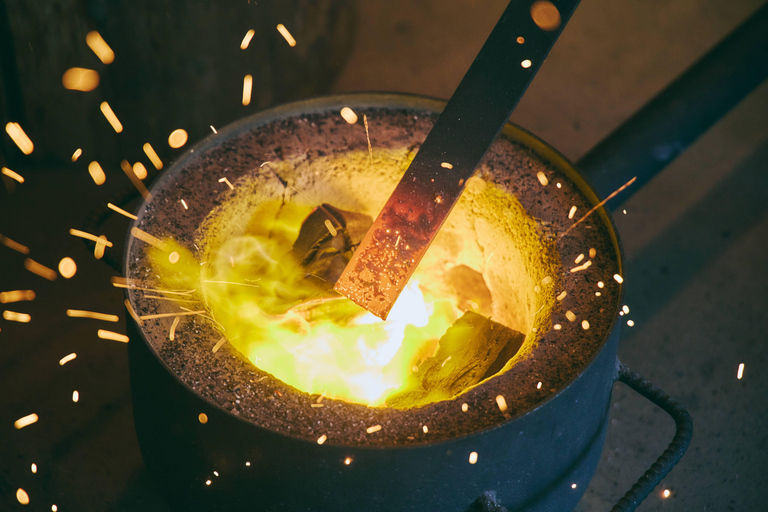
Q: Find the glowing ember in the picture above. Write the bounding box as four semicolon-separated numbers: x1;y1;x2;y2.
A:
86;31;114;64
72;148;83;161
422;425;428;433
571;483;577;489
626;319;634;327
67;309;118;322
69;229;112;247
276;24;297;47
570;260;592;273
0;233;29;254
4;310;31;322
169;316;180;340
131;227;169;251
168;129;188;148
198;413;208;424
58;257;77;278
181;199;189;210
241;29;255;49
133;162;148;180
521;59;532;68
0;290;35;303
317;434;327;444
461;403;468;412
5;122;34;154
107;203;138;220
62;67;99;91
565;310;576;322
344;457;353;465
88;161;106;185
589;248;596;258
530;1;562;31
366;424;382;434
72;390;79;402
24;259;57;280
517;36;525;44
124;299;143;326
556;291;567;301
574;254;584;264
537;381;542;389
218;177;234;189
469;451;478;464
16;488;30;505
553;324;561;330
97;329;129;343
2;167;24;183
737;363;745;379
143;143;163;169
495;394;508;412
441;162;454;169
568;206;577;219
340;107;358;124
613;274;624;284
59;353;77;365
14;413;38;429
597;281;604;288
242;75;253;106
581;320;590;330
100;102;123;133
169;251;180;264
536;171;548;185
31;463;37;473
662;489;671;498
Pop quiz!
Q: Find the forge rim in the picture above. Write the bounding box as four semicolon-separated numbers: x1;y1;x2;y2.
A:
124;92;625;448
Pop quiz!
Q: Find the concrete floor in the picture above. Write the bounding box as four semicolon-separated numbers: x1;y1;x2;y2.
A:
1;1;767;510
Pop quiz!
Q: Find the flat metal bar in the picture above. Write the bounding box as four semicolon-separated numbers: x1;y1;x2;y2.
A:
578;2;768;209
335;0;580;319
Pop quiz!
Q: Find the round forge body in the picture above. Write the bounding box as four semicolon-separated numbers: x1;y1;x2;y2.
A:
125;94;624;511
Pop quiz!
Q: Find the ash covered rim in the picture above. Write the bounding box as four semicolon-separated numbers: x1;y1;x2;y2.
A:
124;93;624;447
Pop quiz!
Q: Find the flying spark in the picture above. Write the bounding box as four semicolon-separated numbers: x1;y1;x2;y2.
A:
626;319;634;327
59;353;77;365
581;320;590;330
613;274;624;284
62;67;99;91
344;457;352;465
58;257;77;278
31;463;37;473
71;148;83;161
537;171;548;186
737;363;744;379
570;260;592;273
14;413;38;429
441;162;454;169
521;59;532;68
100;102;123;132
469;452;478;464
2;167;24;183
212;336;228;353
120;161;152;201
537;381;542;389
5;122;34;154
364;114;373;165
107;203;138;220
568;206;577;219
181;199;189;210
317;434;327;445
561;177;637;237
242;74;253;106
565;311;577;322
131;227;169;250
69;229;113;247
366;424;382;434
422;425;429;433
276;24;297;46
72;390;79;402
199;413;208;424
662;489;671;498
0;290;35;303
556;291;567;301
240;29;255;49
324;219;338;237
97;329;129;343
340;107;358;124
218;177;234;190
87;161;106;185
168;129;188;148
133;162;148;180
24;259;57;280
169;316;180;340
0;234;29;254
86;31;114;64
461;403;468;412
3;311;31;322
66;309;119;322
16;488;30;505
574;253;584;264
589;248;596;258
495;395;508;412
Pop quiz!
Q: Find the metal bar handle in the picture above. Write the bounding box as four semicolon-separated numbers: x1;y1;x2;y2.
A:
609;362;693;512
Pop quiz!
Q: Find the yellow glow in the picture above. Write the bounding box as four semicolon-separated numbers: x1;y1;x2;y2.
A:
516;36;525;44
366;424;382;434
16;488;29;505
317;434;327;444
536;171;548;186
613;274;624;284
276;24;297;47
100;102;123;133
72;148;83;162
495;395;507;412
627;319;634;327
556;291;567;301
537;381;542;389
94;235;108;260
441;162;453;169
571;483;577;489
461;403;468;412
0;290;35;303
14;413;38;429
469;451;478;464
423;425;429;433
87;161;105;185
168;129;188;149
581;320;590;330
242;74;253;106
343;457;352;465
1;233;29;254
69;229;112;247
5;122;34;154
59;353;77;365
597;281;604;288
97;329;129;342
24;258;57;280
52;505;58;511
58;257;77;278
340;107;358;124
589;248;596;258
143;143;163;170
199;413;208;424
4;310;31;322
132;162;147;180
86;31;114;64
568;206;577;219
521;59;532;68
241;29;255;49
2;167;24;183
62;67;99;91
553;324;561;330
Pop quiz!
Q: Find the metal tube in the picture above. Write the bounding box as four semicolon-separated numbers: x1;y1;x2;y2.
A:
577;2;768;209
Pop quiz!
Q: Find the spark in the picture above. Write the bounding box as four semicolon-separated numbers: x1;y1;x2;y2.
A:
212;336;228;353
59;353;77;365
131;227;169;250
140;310;206;321
210;126;217;134
581;320;590;330
622;305;629;314
16;488;30;505
168;129;188;148
626;319;634;327
553;324;561;330
536;171;548;186
107;203;138;220
568;206;577;219
24;259;57;280
240;29;255;49
595;292;601;296
537;381;542;389
613;274;624;284
198;413;208;424
245;462;250;466
3;311;31;322
100;101;123;132
66;309;119;322
181;199;189;209
62;67;99;91
0;290;35;303
72;148;83;161
469;452;478;464
87;161;106;185
112;277;195;295
517;36;525;44
206;480;212;486
324;219;338;237
422;425;429;433
561;176;638;237
571;483;577;489
589;248;596;259
213;471;219;477
124;299;144;326
441;162;453;169
0;234;29;254
169;316;180;340
97;329;129;342
133;162;148;180
69;229;113;247
565;311;577;322
737;363;745;379
242;74;253;106
31;463;37;473
52;506;58;511
495;395;508;412
662;489;671;498
311;403;324;408
366;424;382;434
5;122;34;154
2;167;24;183
570;260;592;273
574;253;584;264
461;403;468;412
218;177;234;189
317;434;327;445
540;275;552;286
120;161;152;201
597;281;604;288
556;291;567;301
72;390;79;402
521;59;532;68
169;251;180;264
58;257;77;278
144;295;197;303
86;31;114;64
363;114;372;165
556;182;562;188
344;457;352;465
14;413;38;429
276;24;297;46
340;107;358;124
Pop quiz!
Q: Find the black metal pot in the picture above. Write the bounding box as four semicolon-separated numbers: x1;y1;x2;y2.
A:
123;94;691;512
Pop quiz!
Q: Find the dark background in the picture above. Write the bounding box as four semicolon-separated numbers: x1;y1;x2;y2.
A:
1;0;767;510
